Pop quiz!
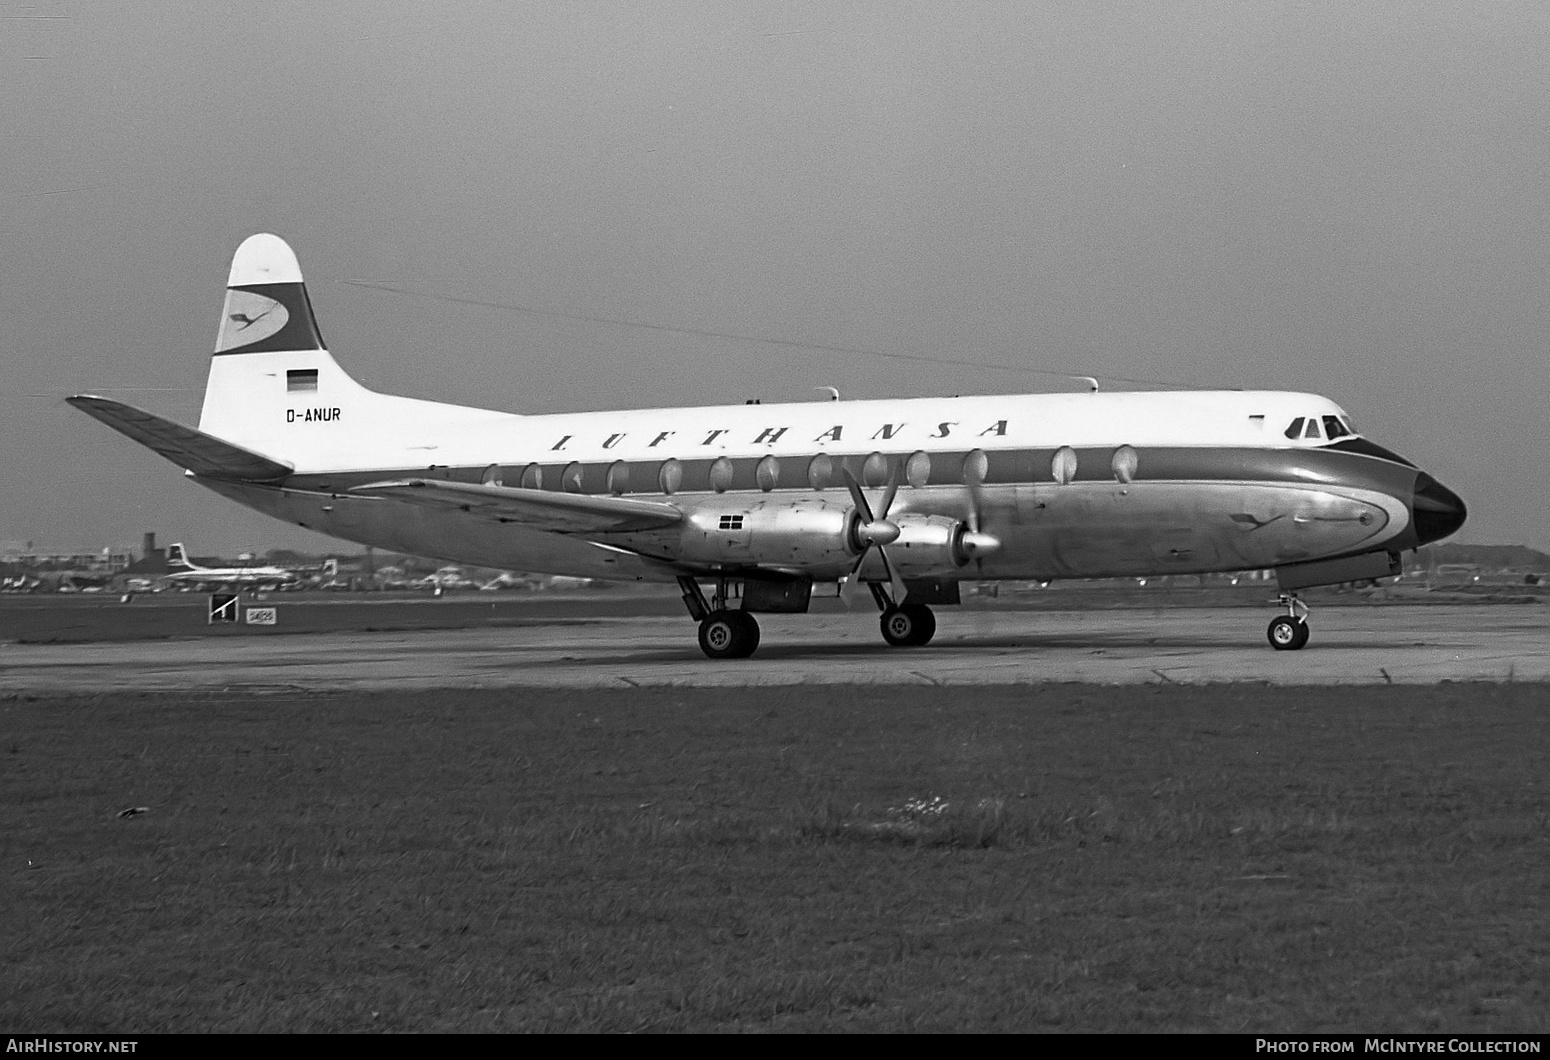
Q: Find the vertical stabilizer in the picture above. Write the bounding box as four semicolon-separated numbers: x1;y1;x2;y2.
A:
197;234;511;469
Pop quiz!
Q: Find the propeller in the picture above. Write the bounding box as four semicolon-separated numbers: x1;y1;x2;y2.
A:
838;462;909;608
956;477;1001;572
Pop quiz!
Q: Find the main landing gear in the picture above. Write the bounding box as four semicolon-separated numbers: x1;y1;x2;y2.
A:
677;575;940;658
680;576;761;660
870;582;936;648
1267;592;1311;651
696;608;760;660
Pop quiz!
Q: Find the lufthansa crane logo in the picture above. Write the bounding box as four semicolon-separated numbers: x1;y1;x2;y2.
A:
216;290;289;351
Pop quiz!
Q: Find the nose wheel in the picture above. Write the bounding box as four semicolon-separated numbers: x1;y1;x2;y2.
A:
1267;593;1310;651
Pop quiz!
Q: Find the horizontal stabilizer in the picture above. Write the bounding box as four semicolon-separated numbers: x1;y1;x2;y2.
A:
67;395;293;482
353;479;684;534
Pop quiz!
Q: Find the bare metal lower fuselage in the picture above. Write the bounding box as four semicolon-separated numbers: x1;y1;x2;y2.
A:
202;472;1414;586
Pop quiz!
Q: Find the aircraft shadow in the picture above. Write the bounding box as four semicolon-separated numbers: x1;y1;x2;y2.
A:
519;631;1442;668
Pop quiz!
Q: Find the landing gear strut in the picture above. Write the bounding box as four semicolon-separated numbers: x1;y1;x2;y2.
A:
1267;592;1310;651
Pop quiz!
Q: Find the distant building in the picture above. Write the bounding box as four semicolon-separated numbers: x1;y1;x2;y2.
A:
0;540;134;571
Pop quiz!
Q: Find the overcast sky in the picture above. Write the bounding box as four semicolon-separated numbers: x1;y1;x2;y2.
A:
4;1;1546;556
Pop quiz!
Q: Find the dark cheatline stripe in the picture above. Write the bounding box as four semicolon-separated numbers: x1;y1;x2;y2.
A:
279;445;1422;505
1320;437;1418;468
215;282;327;355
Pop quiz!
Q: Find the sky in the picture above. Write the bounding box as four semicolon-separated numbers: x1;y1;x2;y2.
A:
4;0;1547;557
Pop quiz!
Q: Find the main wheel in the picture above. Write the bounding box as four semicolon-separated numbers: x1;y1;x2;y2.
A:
880;604;936;647
698;609;760;659
1267;615;1309;651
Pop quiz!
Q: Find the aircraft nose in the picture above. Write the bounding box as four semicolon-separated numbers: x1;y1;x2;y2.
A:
1412;473;1467;545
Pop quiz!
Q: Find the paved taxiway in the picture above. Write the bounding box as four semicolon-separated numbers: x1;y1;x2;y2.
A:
1;604;1544;694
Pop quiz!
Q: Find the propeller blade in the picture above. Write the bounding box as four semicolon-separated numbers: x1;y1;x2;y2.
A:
876;460;902;520
838;547;870;608
964;479;986;534
840;466;874;525
877;545;908;608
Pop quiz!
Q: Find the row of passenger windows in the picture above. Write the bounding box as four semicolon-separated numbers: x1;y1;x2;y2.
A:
477;446;1142;496
1285;415;1355;441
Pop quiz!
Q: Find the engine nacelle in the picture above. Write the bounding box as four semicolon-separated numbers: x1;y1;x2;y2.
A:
643;499;998;577
671;498;856;569
872;514;978;578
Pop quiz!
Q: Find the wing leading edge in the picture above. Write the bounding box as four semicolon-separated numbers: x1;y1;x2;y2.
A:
353;478;684;534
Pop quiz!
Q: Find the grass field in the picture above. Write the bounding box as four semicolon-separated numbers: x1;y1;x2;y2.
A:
5;684;1548;1032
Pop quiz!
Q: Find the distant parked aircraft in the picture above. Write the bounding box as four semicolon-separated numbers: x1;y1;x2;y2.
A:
161;543;300;590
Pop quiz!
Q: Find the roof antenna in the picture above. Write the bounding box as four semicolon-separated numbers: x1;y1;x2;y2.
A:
1076;376;1099;393
814;386;840;401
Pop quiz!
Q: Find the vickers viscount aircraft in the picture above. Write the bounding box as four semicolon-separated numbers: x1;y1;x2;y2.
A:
160;542;301;591
70;234;1466;658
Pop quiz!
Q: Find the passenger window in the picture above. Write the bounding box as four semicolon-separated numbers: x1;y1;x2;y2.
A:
1303;419;1322;439
1322;415;1349;440
1284;417;1305;439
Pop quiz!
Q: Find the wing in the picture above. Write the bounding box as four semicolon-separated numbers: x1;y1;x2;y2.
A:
68;395;293;482
353;478;684;534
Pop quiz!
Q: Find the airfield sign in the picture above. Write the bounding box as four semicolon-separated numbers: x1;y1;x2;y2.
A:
208;593;238;623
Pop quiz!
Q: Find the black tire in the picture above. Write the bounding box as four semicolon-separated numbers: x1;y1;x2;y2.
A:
881;604;936;647
731;611;761;657
698;609;759;659
1267;615;1309;651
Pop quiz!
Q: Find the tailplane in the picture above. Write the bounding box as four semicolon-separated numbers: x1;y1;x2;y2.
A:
66;395;292;482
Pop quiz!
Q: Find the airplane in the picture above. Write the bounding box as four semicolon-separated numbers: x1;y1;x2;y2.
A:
69;233;1466;658
160;542;301;591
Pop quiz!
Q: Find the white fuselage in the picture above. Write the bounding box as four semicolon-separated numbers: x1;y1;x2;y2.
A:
200;379;1423;585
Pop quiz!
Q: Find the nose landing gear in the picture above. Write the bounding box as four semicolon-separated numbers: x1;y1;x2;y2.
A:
1267;592;1310;651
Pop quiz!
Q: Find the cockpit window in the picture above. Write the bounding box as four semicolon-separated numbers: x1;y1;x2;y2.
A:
1284;417;1305;440
1303;418;1322;439
1322;415;1350;440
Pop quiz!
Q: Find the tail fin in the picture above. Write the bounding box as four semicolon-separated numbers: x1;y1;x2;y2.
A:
166;543;198;571
198;235;512;468
211;233;327;357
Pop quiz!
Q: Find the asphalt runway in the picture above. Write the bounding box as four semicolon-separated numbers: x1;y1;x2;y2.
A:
1;603;1543;694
